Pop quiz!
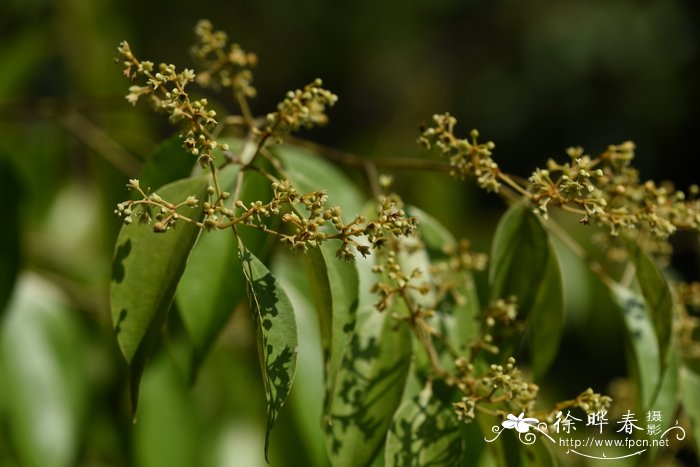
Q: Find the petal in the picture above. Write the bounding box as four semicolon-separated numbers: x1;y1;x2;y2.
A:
516;422;531;433
502;421;517;429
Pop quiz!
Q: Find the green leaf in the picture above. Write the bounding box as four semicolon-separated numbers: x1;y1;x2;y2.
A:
611;285;661;409
680;366;700;453
527;249;563;379
489;202;563;378
385;383;464;466
110;176;208;413
625;241;673;369
138;136;197;192
175;165;242;375
0;274;89;467
305;244;359;418
239;246;298;460
0;157;21;315
324;308;413;467
272;252;327;467
134;355;200;467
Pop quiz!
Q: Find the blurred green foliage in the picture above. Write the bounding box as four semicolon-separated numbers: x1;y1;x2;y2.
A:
1;0;699;466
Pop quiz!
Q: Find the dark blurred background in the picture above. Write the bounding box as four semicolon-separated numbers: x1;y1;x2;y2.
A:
1;0;699;466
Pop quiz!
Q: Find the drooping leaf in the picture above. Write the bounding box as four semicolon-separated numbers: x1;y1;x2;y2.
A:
138;136;197;192
239;246;298;460
0;157;21;315
305;244;359;418
611;285;661;409
625;240;673;369
680;366;700;454
385;383;464;466
273;252;327;467
110;175;208;413
489;202;563;378
176;165;241;375
0;274;89;467
527;248;563;379
134;354;200;467
324;307;413;467
276;143;365;418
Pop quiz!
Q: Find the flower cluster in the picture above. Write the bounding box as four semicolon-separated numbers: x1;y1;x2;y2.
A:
191;19;258;99
545;388;613;423
117;41;225;166
265;79;338;140
528;143;700;238
452;357;539;422
418;113;500;192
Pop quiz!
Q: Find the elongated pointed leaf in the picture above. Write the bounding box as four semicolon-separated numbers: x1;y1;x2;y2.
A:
324;308;413;467
110;176;208;412
305;244;359;418
528;249;563;379
385;384;464;466
625;241;673;368
489;202;563;378
177;165;240;374
273;253;327;467
611;285;661;408
239;246;298;460
277;143;364;420
0;274;89;467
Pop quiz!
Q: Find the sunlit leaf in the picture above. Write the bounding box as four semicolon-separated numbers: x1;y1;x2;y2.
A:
110;175;208;413
324;307;412;467
0;157;21;315
176;165;242;376
625;240;673;369
239;246;298;460
610;285;660;409
305;244;359;417
273;252;327;467
134;355;200;467
277;143;365;421
489;202;563;378
385;383;464;466
0;274;89;467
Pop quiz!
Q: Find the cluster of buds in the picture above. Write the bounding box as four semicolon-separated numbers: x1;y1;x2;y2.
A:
114;179;200;233
451;357;540;421
117;41;225;166
371;250;429;313
418;113;500;192
545;388;613;423
265;79;338;139
528;142;700;239
191;19;258;99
